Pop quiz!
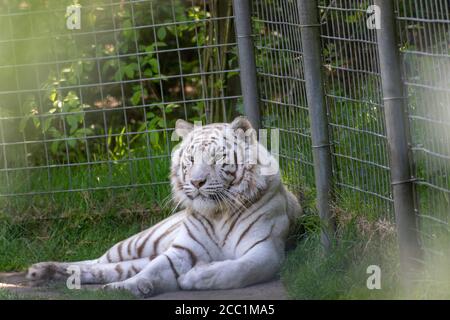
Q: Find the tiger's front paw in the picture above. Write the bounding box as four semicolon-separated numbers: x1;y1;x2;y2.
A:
26;262;69;282
178;266;218;290
103;278;154;298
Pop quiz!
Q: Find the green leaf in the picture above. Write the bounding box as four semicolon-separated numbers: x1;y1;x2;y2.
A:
143;69;153;77
66;115;80;134
76;128;94;136
157;27;167;41
50;141;60;155
49;90;57;102
47;127;61;138
145;45;155;55
149;131;159;147
42;117;52;132
165;103;180;113
67;139;77;148
148;117;160;129
123;63;138;79
130;90;142;106
114;69;124;82
149;59;159;73
137;123;147;133
144;42;166;54
122;19;133;39
125;66;134;79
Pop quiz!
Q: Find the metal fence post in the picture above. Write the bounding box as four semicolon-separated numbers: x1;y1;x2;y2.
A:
297;0;335;251
374;0;422;282
232;0;261;130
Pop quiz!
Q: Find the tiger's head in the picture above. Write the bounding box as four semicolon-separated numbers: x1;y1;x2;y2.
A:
170;117;280;216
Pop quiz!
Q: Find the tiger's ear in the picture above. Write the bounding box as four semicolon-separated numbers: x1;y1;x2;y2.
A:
230;116;253;132
174;119;194;140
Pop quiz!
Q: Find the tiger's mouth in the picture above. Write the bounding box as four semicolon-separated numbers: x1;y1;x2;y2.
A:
186;191;222;203
190;193;219;201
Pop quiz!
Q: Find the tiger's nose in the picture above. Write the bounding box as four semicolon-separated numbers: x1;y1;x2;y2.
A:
191;178;207;189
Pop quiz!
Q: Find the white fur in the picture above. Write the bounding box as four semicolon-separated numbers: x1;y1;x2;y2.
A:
26;117;302;298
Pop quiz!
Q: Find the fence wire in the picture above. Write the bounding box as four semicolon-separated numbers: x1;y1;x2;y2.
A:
252;0;393;217
252;0;314;194
319;0;393;218
395;0;450;248
0;0;240;212
1;0;450;248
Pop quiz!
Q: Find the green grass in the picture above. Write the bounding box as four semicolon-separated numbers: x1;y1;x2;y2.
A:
0;208;167;271
282;198;450;300
0;289;24;300
0;160;172;299
0;153;173;271
282;215;401;299
0;153;172;217
1;154;450;300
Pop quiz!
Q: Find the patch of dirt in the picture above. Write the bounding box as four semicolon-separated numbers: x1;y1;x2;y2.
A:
0;272;288;300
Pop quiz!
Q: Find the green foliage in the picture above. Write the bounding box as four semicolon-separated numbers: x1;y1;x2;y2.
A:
282;231;400;299
20;90;93;162
0;210;162;271
282;192;401;300
4;0;239;169
0;289;25;300
0;157;172;270
284;209;450;299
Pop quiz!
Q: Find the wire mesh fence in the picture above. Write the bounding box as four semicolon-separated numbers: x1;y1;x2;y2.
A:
395;0;450;250
252;0;393;218
252;0;314;194
319;0;393;218
0;0;241;214
1;0;450;263
251;0;450;263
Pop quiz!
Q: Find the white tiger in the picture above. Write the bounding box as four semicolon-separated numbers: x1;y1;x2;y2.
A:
26;117;302;298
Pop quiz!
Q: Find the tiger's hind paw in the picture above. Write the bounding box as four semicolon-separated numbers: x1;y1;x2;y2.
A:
26;262;69;282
